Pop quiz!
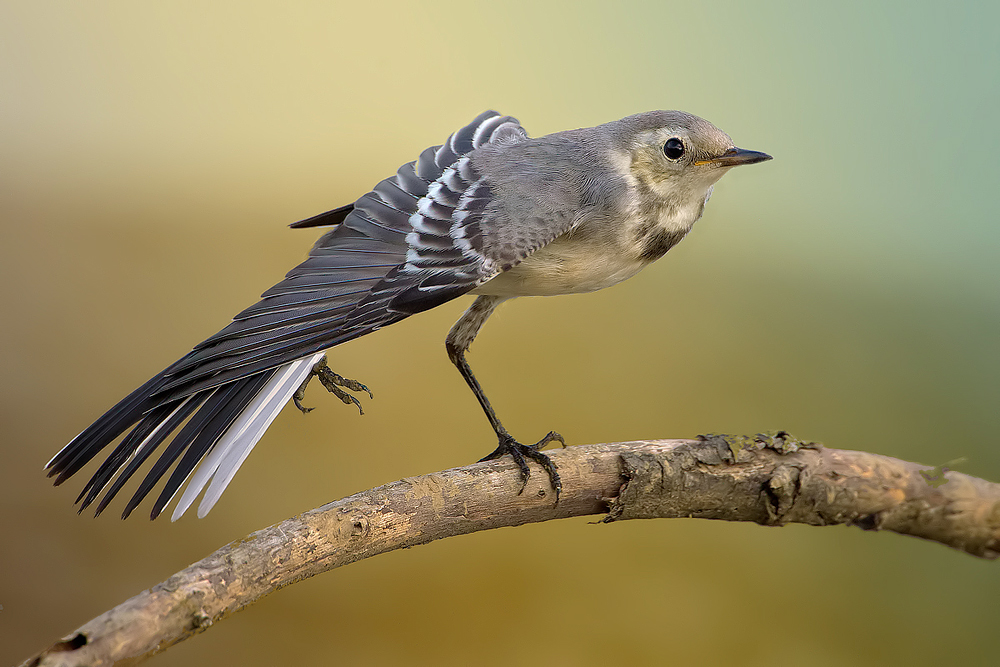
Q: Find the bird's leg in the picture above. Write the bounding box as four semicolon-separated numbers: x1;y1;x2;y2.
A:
293;355;373;415
446;296;564;500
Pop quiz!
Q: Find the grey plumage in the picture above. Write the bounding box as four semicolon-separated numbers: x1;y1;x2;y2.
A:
46;109;770;520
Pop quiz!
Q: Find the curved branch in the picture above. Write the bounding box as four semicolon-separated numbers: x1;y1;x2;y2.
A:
22;434;1000;667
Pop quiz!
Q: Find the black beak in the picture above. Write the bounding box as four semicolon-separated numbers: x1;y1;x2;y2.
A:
693;147;772;167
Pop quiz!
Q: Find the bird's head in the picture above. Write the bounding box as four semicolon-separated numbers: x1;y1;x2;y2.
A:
612;110;771;206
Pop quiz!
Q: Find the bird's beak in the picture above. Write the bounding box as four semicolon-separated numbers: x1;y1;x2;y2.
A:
693;147;772;167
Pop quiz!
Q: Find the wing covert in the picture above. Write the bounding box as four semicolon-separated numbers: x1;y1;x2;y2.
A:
158;111;528;398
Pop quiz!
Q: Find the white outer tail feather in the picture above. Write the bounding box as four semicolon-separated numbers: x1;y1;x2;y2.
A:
171;353;325;521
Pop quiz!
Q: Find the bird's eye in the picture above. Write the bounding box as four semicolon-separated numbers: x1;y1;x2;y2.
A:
663;138;685;160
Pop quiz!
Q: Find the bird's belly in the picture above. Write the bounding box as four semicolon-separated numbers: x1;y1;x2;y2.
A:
472;239;647;297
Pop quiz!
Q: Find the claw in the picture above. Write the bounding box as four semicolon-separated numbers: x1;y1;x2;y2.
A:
292;393;315;413
480;431;564;502
319;368;373;399
293;356;371;415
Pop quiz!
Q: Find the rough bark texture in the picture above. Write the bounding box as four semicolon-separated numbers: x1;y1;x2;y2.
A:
22;434;1000;667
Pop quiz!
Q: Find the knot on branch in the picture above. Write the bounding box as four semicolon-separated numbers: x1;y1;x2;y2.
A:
763;464;802;525
603;432;818;525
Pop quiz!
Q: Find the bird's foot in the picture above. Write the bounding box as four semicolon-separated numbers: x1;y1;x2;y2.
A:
293;356;372;415
480;431;565;501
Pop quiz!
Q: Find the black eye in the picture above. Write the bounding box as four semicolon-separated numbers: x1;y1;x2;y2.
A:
663;137;685;160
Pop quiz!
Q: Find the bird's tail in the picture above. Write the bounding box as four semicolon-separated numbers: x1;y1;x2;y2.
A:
46;353;323;521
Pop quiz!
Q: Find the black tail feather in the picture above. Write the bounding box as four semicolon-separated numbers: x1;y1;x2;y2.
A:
92;393;207;517
148;371;274;520
76;399;184;510
49;371;172;485
120;382;241;519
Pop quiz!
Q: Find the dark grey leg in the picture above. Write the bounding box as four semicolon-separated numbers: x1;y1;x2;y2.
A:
446;295;564;500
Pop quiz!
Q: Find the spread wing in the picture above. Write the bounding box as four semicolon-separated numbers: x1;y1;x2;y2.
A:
46;110;532;521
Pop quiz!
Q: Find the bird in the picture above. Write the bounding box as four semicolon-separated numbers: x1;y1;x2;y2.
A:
45;109;771;521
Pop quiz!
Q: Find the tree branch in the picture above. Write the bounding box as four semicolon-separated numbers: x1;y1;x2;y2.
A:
22;434;1000;667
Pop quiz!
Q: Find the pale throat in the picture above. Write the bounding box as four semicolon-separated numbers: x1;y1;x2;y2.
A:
644;173;719;235
655;192;709;236
615;170;716;267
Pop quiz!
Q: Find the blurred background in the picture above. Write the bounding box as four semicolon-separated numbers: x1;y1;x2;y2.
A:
2;1;998;665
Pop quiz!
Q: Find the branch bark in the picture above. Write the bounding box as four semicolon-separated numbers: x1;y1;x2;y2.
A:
22;434;1000;667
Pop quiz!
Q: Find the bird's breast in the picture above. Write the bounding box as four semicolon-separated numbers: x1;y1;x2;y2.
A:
472;232;647;297
471;192;705;298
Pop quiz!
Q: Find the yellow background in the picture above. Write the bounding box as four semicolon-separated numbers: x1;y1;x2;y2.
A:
2;1;998;664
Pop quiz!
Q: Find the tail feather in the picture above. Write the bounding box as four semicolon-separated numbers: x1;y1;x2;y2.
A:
48;372;172;484
91;394;207;516
118;385;233;520
76;399;184;509
75;356;321;521
149;370;275;519
171;353;323;520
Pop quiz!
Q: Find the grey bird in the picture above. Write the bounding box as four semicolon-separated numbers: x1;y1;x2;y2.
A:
46;110;771;521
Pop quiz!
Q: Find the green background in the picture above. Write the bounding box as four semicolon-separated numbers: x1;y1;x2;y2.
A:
2;1;998;664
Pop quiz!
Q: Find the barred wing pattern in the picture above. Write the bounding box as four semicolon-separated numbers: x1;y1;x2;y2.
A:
46;111;528;521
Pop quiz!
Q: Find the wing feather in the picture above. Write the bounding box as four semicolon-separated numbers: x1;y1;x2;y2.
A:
49;110;529;519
